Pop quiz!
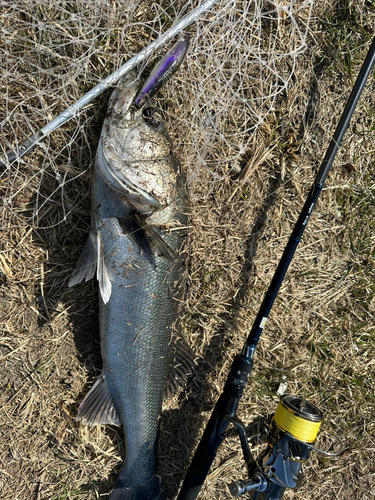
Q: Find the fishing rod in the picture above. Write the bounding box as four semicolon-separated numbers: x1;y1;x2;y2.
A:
178;36;375;500
0;0;221;168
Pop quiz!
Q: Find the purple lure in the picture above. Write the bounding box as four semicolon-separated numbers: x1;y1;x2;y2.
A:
134;35;190;108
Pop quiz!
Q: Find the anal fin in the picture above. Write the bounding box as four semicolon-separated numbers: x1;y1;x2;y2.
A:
77;373;121;427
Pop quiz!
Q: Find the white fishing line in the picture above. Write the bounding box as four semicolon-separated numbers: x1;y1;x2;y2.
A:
0;0;314;228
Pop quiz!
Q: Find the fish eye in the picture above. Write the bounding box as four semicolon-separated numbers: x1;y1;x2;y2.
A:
142;107;152;118
142;107;163;128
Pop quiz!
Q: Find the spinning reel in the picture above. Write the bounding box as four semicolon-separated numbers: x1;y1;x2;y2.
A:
229;395;325;499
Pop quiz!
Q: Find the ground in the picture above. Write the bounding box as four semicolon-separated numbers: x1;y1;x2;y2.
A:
1;1;375;499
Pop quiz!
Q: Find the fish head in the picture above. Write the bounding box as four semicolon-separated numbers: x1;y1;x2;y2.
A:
97;70;180;212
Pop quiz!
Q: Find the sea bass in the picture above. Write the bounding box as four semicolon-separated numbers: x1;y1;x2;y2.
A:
69;37;194;500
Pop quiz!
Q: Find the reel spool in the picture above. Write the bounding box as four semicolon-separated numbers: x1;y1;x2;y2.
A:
271;395;323;446
229;395;324;500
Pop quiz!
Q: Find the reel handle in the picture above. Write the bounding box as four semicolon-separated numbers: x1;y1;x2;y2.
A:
229;476;267;497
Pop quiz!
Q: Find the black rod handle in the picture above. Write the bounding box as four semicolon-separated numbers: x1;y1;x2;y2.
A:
178;356;253;500
177;402;226;500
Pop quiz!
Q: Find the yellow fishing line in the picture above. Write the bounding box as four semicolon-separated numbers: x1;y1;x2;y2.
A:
274;401;322;442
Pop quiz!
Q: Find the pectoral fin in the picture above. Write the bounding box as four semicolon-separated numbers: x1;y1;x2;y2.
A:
76;373;121;427
69;230;112;304
97;233;112;304
119;212;177;267
69;230;98;287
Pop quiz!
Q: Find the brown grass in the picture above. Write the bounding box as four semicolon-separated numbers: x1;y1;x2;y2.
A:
1;1;375;499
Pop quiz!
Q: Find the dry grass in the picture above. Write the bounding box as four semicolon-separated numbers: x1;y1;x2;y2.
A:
1;1;375;499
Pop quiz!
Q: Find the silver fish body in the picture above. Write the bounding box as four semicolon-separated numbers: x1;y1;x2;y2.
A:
69;70;193;500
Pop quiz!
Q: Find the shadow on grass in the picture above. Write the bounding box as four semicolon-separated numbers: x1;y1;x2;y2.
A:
158;169;282;499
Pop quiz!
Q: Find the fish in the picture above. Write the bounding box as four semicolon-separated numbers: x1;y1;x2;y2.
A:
68;36;195;500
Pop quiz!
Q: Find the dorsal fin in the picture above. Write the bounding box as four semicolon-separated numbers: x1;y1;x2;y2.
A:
164;335;197;400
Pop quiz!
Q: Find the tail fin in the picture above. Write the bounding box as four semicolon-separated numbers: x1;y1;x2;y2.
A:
109;475;163;500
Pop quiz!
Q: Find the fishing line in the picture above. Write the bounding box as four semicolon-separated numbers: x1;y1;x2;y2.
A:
273;396;322;443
